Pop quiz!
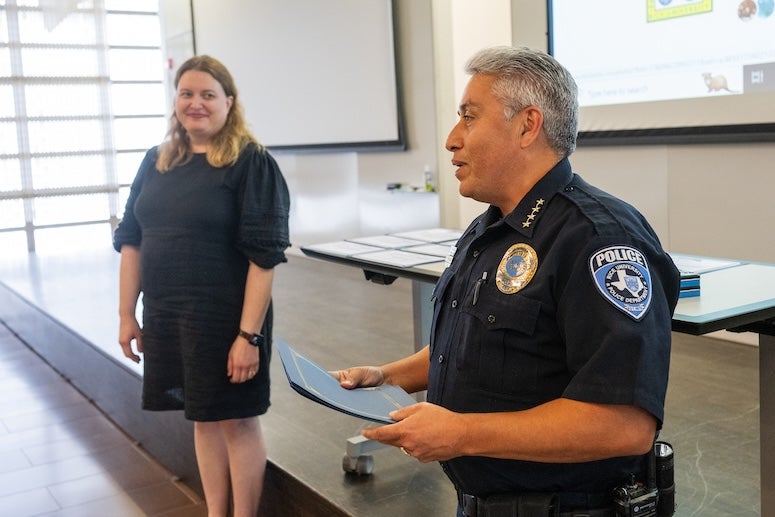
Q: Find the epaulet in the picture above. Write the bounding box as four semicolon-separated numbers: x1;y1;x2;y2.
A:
560;177;625;238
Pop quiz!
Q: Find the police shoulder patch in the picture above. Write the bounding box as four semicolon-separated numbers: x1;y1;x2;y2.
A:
589;245;652;321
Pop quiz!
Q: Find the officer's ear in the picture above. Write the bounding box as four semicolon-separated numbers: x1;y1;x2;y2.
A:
515;105;544;148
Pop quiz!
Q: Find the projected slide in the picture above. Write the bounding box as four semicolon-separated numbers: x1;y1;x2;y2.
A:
551;0;775;108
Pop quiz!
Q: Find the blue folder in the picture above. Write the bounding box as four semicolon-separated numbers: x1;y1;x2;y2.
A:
276;338;416;424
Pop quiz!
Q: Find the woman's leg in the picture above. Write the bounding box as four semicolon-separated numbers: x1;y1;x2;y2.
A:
222;416;266;517
194;421;231;517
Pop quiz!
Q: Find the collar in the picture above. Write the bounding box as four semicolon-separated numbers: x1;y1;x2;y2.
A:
463;158;574;242
498;157;574;238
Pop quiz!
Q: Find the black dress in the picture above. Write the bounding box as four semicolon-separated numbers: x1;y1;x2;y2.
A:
113;143;290;421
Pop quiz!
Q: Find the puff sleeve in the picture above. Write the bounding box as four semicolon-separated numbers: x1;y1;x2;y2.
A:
236;146;291;268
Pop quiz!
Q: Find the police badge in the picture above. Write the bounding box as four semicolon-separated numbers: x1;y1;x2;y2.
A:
496;243;538;294
589;245;652;320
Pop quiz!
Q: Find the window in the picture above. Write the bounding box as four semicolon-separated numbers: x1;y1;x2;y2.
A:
0;0;166;257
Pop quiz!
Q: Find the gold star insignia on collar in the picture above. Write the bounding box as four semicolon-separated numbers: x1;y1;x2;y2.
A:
522;199;545;228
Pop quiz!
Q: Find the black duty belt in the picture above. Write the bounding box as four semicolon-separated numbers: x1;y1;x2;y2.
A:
458;491;615;517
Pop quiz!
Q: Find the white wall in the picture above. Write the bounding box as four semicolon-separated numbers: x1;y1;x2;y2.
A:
666;142;775;262
431;0;512;230
159;0;441;247
158;0;194;110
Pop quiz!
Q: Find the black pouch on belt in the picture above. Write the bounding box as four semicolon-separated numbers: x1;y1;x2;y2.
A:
483;492;558;517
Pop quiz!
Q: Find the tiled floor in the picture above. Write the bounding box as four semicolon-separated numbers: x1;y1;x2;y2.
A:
0;322;206;517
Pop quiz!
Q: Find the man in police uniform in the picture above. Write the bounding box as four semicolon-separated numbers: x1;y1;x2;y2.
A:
334;46;680;516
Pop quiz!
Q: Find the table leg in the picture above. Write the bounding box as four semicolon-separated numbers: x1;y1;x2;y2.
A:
342;280;435;472
412;280;434;353
761;333;775;515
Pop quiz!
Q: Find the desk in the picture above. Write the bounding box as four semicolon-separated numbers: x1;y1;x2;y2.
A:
301;231;775;512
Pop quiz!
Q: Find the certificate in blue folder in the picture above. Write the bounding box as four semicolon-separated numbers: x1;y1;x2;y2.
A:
276;339;416;424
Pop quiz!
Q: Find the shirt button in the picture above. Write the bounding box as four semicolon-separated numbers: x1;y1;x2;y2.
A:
472;250;480;258
451;299;458;308
488;314;496;323
438;355;444;363
564;186;574;192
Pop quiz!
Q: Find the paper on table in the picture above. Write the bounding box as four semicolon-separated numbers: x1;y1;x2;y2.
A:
346;235;423;248
352;249;444;268
401;243;454;258
276;339;416;424
670;254;742;275
303;240;383;257
391;228;463;243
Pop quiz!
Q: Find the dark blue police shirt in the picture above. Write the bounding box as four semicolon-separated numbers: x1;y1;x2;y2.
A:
427;158;680;497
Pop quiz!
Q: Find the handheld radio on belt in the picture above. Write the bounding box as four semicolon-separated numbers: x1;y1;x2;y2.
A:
613;441;675;517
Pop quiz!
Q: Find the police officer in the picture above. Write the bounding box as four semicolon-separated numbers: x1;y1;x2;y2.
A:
333;46;680;516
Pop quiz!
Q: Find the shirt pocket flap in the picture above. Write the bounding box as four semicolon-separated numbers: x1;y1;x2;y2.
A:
463;294;542;336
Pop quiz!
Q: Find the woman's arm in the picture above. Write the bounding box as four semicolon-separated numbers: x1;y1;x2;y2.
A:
228;262;274;383
118;245;143;363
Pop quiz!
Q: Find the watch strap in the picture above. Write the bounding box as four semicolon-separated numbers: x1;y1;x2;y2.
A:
238;329;263;347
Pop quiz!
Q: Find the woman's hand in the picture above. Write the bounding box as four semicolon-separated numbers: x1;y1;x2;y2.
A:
118;316;143;363
228;338;260;383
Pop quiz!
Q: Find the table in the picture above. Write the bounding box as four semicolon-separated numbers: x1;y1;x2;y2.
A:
301;230;775;511
301;228;459;352
669;258;775;515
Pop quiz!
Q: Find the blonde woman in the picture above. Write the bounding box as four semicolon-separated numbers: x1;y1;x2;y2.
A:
114;55;290;516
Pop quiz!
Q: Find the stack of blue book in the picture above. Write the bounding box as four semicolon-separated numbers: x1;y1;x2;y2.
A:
679;273;701;298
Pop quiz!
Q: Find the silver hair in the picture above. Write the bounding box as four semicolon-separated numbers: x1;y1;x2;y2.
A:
465;46;578;157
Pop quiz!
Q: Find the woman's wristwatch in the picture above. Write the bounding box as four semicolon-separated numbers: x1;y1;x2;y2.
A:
238;329;263;347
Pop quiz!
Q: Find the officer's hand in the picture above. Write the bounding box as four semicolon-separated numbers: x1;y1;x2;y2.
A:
331;366;384;388
363;402;463;463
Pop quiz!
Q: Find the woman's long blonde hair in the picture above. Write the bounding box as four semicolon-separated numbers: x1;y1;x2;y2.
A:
156;55;261;172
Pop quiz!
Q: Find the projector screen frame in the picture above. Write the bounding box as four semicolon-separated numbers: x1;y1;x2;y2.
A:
575;123;775;147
